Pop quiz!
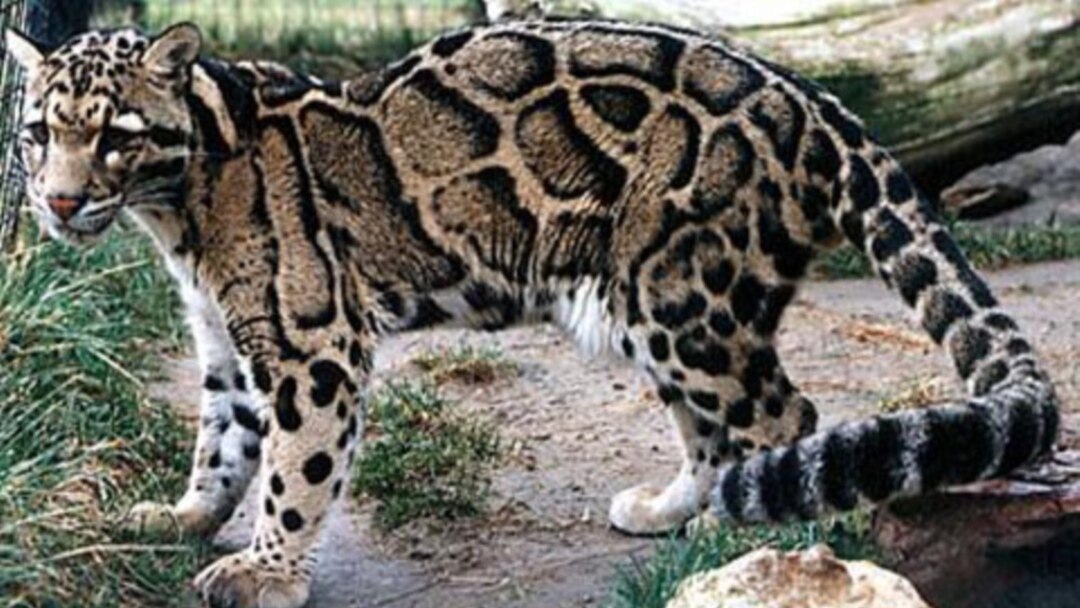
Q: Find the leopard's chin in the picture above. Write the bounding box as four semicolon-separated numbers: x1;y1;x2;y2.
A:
39;216;116;246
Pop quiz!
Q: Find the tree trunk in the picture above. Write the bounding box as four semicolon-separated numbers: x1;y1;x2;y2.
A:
26;0;92;47
498;0;1080;198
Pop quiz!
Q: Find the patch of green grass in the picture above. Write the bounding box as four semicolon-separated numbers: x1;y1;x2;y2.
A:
607;512;881;608
0;232;202;607
352;381;501;530
412;344;519;385
815;223;1080;280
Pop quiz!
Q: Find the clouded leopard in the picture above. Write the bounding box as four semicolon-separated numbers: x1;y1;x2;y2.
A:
5;16;1059;608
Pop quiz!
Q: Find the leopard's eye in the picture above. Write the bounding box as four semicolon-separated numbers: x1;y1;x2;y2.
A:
98;126;144;158
25;122;48;146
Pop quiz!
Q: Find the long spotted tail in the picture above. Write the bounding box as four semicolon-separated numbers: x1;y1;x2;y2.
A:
709;150;1060;523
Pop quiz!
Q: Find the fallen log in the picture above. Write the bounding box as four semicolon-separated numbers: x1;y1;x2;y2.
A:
734;0;1080;198
487;0;1080;198
873;450;1080;608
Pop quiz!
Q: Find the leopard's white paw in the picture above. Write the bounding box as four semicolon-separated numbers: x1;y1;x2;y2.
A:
123;501;182;538
122;496;220;539
609;483;695;536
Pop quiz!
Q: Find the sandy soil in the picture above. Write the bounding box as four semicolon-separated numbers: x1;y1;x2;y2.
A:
156;260;1080;608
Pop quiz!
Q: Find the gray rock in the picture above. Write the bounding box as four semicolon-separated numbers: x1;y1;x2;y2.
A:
942;130;1080;228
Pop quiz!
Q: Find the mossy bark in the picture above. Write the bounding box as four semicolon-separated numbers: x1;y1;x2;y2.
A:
736;0;1080;196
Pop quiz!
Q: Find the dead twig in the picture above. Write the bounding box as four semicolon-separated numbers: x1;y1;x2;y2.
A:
39;543;190;564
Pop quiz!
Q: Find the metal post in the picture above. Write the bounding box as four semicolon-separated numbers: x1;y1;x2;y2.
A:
0;0;29;251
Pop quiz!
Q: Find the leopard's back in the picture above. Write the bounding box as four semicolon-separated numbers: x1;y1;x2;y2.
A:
207;20;1054;498
269;20;858;342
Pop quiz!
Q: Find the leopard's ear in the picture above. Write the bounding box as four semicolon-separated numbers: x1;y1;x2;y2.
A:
4;29;46;73
142;22;201;79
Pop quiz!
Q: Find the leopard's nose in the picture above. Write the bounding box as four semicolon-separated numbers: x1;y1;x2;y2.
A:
47;196;86;221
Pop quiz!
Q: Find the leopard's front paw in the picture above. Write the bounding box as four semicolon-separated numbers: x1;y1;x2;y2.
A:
194;551;310;608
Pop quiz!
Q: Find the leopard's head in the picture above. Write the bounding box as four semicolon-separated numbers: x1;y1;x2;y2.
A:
5;24;201;244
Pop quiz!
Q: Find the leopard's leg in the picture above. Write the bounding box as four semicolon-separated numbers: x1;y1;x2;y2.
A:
609;401;728;535
194;343;364;608
609;329;817;534
127;287;265;537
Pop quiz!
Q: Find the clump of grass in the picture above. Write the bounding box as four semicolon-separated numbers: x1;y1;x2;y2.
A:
878;377;947;413
353;381;501;530
954;223;1080;269
607;512;881;608
815;223;1080;280
0;233;202;607
411;344;519;385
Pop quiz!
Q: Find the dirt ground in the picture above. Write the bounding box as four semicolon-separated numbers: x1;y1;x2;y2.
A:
157;260;1080;608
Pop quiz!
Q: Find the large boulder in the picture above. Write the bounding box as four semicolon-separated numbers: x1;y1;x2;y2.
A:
665;545;930;608
942;130;1080;227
